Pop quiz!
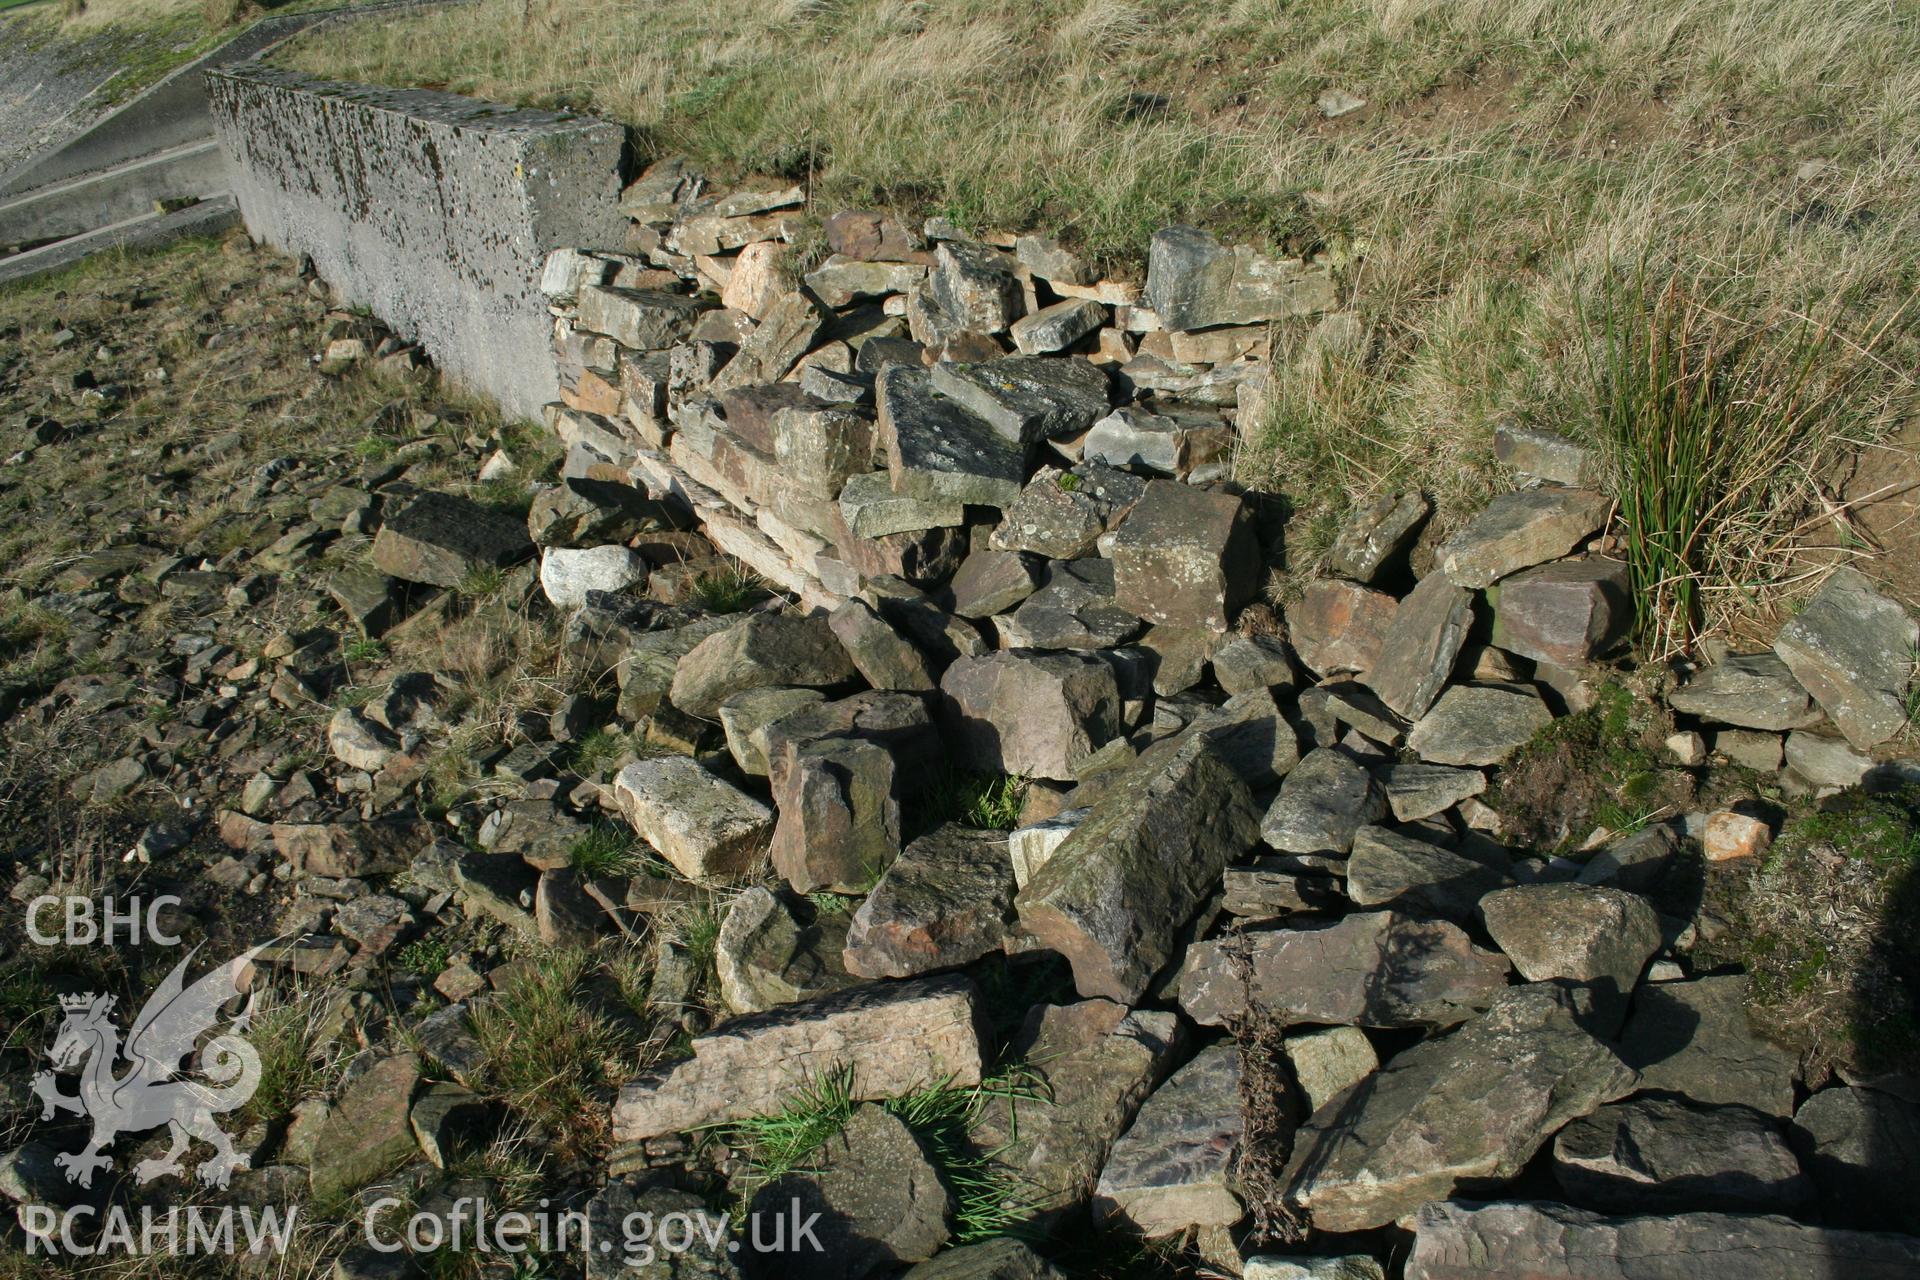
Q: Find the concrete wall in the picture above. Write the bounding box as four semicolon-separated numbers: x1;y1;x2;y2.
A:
207;66;629;420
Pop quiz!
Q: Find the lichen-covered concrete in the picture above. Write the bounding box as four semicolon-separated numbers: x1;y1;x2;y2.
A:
207;66;628;419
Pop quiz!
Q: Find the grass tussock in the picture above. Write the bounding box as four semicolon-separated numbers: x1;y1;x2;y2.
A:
1703;787;1920;1076
708;1063;1045;1241
280;0;1920;636
464;947;653;1164
1585;266;1902;656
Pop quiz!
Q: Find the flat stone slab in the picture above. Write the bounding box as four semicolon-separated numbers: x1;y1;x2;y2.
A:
1369;573;1475;722
843;824;1015;979
669;612;859;719
1406;683;1552;766
1491;556;1632;667
1261;746;1385;854
372;491;533;588
969;1000;1185;1229
1791;1086;1920;1233
840;469;968;538
1110;480;1260;633
1405;1200;1920;1280
1773;566;1919;748
612;975;983;1146
614;756;774;882
1144;224;1335;329
878;366;1026;508
1377;762;1486;822
930;356;1111;444
1328;492;1429;583
1668;651;1824;730
1437;487;1613;588
1284;985;1637;1233
1093;1042;1244;1236
1346;824;1513;922
1017;736;1260;1001
1552;1096;1812;1214
1616;975;1798;1117
751;1104;954;1277
1181;910;1510;1029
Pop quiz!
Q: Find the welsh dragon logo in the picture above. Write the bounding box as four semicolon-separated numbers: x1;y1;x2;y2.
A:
31;943;268;1190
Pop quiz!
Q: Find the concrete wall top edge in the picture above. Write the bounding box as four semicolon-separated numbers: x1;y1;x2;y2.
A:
207;66;625;143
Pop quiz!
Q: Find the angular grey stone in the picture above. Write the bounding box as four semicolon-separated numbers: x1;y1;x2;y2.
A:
878;366;1025;508
1084;403;1231;476
1346;824;1514;922
1327;492;1429;583
1144;225;1335;330
1575;823;1687;896
613;757;774;882
1260;747;1385;854
805;254;926;308
616;616;736;720
1790;1086;1920;1233
1493;423;1600;486
716;886;857;1014
371;492;532;588
1480;882;1660;1006
1404;1200;1920;1280
1377;762;1486;822
1283;1028;1380;1117
310;1054;421;1200
1317;680;1408;746
1286;579;1397;679
1491;556;1633;668
1011;298;1107;354
844;825;1015;979
670;613;859;719
970;1000;1184;1228
997;557;1144;649
1406;683;1553;767
575;284;709;350
770;734;902;895
940;649;1122;782
839;469;969;538
752;1104;953;1278
1184;687;1302;789
989;463;1147;560
409;1082;488;1169
928;240;1023;335
612;975;984;1145
709;289;828;393
1773;566;1918;748
1110;480;1260;633
946;548;1043;619
1368;572;1474;720
1180;911;1510;1029
1093;1043;1243;1236
829;598;938;692
1784;730;1874;789
1283;985;1638;1232
1553;1096;1811;1214
1211;632;1297;696
719;686;826;777
1018;736;1260;1001
930;356;1111;444
1617;975;1798;1117
1668;651;1824;730
1438;487;1614;588
772;402;874;498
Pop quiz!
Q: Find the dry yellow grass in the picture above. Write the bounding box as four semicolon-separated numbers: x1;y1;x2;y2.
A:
278;0;1920;634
